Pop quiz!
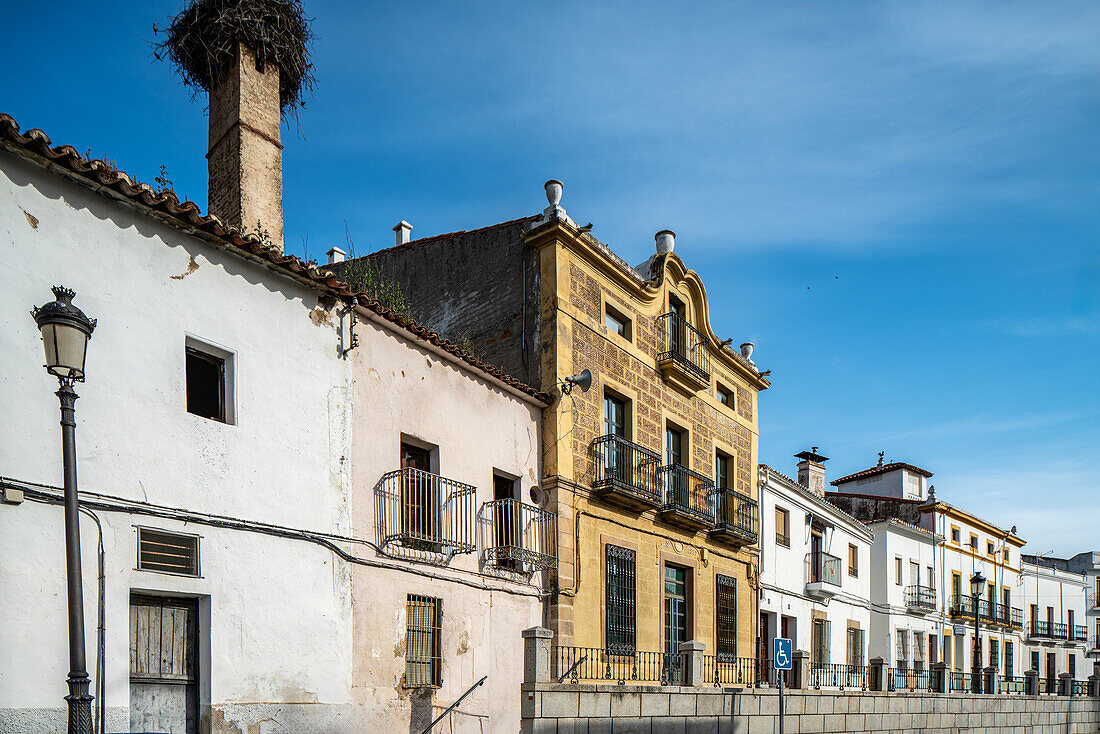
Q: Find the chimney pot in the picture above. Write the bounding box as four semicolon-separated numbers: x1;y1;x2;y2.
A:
327;247;346;265
655;230;675;254
393;221;413;246
795;448;829;498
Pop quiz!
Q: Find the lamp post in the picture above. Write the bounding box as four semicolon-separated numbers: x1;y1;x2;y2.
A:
31;286;96;734
970;570;985;694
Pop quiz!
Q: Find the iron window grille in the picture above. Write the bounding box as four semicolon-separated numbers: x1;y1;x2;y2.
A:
716;574;737;661
405;595;442;688
375;468;476;558
606;545;637;655
136;528;199;576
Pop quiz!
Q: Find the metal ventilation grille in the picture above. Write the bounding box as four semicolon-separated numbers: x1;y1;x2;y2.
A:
138;528;199;576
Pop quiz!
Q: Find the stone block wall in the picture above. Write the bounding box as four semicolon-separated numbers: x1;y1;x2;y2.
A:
522;682;1100;733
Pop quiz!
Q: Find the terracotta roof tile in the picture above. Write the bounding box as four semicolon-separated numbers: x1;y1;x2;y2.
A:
0;113;551;405
830;461;933;486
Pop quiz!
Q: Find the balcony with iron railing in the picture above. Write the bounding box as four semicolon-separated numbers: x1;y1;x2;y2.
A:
375;467;476;559
1071;624;1087;642
948;595;1022;628
656;312;712;392
806;550;842;598
709;488;758;548
657;464;715;531
905;585;936;614
1027;620;1069;641
591;435;662;511
479;498;557;573
1090;634;1100;653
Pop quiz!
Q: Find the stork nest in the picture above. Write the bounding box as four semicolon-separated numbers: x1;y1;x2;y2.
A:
155;0;314;112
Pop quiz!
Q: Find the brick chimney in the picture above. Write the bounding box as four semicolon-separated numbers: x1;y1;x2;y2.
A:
795;447;829;497
207;41;283;250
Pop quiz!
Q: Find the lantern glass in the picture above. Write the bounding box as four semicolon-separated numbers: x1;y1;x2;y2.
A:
970;571;985;596
41;321;89;380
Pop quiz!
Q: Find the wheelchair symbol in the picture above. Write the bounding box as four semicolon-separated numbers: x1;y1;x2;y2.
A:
773;637;793;670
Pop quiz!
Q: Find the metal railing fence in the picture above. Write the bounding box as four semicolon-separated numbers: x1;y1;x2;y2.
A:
713;489;758;543
376;468;475;557
701;655;760;687
551;646;678;685
810;663;868;690
809;551;842;587
904;585;936;611
888;667;932;691
658;464;715;524
479;498;557;571
591;434;661;504
657;311;712;382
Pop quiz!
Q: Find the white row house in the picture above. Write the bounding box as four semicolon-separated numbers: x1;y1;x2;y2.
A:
1020;555;1090;686
758;450;873;688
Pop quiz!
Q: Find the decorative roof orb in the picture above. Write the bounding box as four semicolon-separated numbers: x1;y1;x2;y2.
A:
156;0;315;112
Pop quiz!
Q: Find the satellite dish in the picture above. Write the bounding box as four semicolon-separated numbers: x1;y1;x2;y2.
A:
562;369;592;394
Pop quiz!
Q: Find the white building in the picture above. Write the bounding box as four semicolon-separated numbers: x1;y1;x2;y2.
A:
758;450;873;688
1021;555;1089;686
1068;551;1100;677
0;113;356;733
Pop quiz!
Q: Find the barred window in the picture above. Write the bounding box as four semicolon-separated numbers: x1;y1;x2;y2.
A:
715;574;737;661
405;595;442;687
606;545;636;654
137;528;199;576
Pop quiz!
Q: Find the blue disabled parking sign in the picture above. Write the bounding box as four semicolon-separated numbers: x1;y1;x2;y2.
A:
773;637;793;670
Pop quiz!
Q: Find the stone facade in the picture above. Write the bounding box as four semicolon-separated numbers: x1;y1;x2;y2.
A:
208;42;284;248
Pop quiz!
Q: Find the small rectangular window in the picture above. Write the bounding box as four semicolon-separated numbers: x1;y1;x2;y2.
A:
137;528;199;576
1003;548;1010;562
405;594;442;687
969;534;978;550
715;574;737;661
987;541;995;556
606;545;637;653
848;544;858;577
775;507;790;547
605;304;631;340
951;526;960;543
715;451;730;490
185;338;234;424
716;384;733;408
895;556;903;585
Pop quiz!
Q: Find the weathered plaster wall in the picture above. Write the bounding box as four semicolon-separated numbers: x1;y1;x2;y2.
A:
348;317;545;732
0;150;352;729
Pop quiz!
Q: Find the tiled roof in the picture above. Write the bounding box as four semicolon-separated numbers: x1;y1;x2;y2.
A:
0;113;551;405
759;464;871;538
830;461;933;486
825;490;924;505
358;216;540;261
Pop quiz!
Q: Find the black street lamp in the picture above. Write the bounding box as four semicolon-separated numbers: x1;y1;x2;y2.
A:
970;570;986;695
31;286;97;734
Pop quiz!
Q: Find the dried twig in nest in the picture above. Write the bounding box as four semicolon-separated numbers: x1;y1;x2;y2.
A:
155;0;314;113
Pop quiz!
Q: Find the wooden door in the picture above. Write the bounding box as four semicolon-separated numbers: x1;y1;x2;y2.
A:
400;443;434;544
130;595;198;734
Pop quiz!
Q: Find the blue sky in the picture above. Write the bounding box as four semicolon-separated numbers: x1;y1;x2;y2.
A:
3;2;1098;554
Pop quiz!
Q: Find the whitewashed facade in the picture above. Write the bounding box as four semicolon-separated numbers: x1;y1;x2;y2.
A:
1068;551;1100;677
1020;555;1089;685
758;452;873;689
0;139;355;733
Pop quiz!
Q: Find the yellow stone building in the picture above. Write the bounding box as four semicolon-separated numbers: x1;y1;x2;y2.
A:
357;184;770;683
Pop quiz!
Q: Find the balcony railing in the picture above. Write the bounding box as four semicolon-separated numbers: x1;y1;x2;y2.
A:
479;498;557;572
810;663;868;690
1028;620;1069;640
888;667;932;692
809;551;842;587
710;488;758;546
375;467;475;557
591;435;661;510
948;595;1022;627
1071;624;1087;642
657;312;712;387
776;532;790;548
657;464;715;529
1091;634;1100;651
551;646;679;686
905;585;936;612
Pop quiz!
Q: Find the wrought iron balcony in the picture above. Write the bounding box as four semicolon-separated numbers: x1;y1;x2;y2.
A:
656;312;711;391
905;585;936;613
375;467;475;558
948;595;1022;627
806;550;841;598
479;498;557;572
591;435;662;511
775;532;790;548
656;464;715;531
1027;620;1069;640
709;488;758;547
1072;625;1088;642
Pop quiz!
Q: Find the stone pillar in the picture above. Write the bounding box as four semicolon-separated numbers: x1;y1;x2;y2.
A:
869;656;887;692
679;640;705;687
1087;674;1099;698
1058;672;1072;697
931;662;947;693
1024;669;1039;696
522;626;553;684
208;41;284;250
790;650;809;690
983;666;998;694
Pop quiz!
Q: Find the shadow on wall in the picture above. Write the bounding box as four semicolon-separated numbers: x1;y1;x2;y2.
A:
409;689;433;734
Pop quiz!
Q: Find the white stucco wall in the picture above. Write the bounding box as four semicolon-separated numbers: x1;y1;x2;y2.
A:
1020;561;1088;677
348;316;545;733
758;468;872;666
0;150;354;731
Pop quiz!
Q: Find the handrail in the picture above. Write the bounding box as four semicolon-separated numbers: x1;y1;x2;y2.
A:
558;655;588;683
419;675;486;734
